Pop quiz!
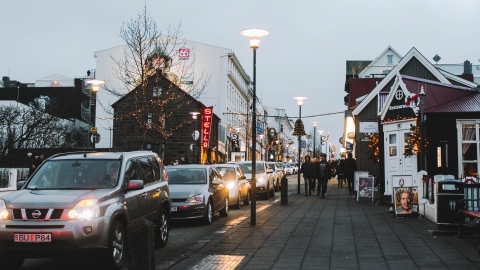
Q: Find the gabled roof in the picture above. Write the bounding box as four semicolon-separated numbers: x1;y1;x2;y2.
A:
353;47;452;116
378;74;478;119
438;69;478;88
346;78;380;109
358;46;402;78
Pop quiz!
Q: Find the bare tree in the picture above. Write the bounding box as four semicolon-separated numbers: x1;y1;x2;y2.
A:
0;105;75;164
102;5;210;150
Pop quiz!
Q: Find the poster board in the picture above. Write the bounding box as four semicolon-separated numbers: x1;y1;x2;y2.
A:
357;175;375;202
393;187;419;217
354;171;369;191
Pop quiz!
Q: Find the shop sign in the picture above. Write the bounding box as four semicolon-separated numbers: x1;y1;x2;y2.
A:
202;106;213;149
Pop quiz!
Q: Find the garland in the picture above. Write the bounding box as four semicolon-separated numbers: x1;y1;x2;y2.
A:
367;134;380;163
404;124;428;157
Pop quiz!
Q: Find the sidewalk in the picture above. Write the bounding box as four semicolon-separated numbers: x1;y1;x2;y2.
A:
163;178;480;270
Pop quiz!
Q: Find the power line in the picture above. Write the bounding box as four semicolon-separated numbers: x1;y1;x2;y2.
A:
223;111;344;118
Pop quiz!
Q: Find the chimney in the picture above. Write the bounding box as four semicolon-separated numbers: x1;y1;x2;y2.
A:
464;60;472;74
2;76;10;83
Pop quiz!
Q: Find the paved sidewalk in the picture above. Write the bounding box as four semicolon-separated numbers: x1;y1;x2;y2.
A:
164;178;480;270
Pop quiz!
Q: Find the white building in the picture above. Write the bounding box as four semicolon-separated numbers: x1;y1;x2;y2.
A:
94;39;254;161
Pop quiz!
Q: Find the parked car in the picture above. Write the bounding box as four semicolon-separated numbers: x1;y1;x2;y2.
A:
0;151;171;270
267;162;281;191
284;164;295;175
232;161;275;200
166;164;229;225
288;163;298;174
276;162;286;175
214;164;250;209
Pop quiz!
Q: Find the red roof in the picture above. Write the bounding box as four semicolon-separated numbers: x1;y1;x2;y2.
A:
401;75;479;113
347;78;381;109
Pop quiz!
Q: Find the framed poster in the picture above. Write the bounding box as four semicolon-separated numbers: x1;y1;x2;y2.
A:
357;175;375;202
354;171;369;191
394;187;419;217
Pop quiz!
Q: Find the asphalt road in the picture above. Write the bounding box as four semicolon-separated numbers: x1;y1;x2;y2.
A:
19;174;298;269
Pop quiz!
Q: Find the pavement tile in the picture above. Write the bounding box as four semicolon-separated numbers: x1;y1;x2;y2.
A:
164;180;480;270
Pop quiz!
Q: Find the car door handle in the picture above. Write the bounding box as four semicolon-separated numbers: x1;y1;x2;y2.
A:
140;193;147;198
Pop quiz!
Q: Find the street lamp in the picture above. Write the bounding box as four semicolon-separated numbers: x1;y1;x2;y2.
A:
419;86;426;171
293;97;307;194
241;28;269;226
86;79;105;150
190;112;200;164
313;121;317;158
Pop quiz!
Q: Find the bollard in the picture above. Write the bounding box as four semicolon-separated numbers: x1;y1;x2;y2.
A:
127;217;155;270
281;174;288;205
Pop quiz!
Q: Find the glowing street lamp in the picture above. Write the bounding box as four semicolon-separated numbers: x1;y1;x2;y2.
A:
293;97;307;194
86;79;105;150
241;28;269;226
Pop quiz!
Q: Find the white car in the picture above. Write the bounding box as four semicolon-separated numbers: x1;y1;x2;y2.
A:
232;161;275;200
284;164;295;175
267;162;281;191
215;164;250;209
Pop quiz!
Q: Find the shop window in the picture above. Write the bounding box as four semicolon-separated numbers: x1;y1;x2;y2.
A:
458;120;480;178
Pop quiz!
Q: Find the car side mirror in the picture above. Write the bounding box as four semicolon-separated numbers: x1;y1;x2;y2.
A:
17;181;26;190
127;180;144;190
212;179;223;185
239;175;246;180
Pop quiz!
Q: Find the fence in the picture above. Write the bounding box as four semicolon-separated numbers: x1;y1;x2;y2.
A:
0;168;29;188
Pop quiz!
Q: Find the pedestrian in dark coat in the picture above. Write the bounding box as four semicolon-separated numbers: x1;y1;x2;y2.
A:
336;158;345;187
344;152;357;196
300;156;315;196
315;153;331;198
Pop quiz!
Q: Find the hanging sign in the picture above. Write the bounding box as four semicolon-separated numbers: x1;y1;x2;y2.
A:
202;106;213;149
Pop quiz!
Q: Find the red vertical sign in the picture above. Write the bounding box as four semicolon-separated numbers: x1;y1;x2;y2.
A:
202;106;213;149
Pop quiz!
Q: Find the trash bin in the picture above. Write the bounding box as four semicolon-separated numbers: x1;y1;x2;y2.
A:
436;180;464;225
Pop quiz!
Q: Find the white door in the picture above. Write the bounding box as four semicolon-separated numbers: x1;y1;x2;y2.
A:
384;124;417;195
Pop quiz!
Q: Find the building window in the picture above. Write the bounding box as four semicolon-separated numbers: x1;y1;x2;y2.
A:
457;120;480;178
387;55;393;64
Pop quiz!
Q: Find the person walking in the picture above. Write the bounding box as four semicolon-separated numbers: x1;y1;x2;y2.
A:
315;153;331;198
300;155;314;196
344;152;357;196
336;158;345;187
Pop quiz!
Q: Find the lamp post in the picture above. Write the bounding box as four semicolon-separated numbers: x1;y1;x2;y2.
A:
86;79;105;150
313;121;317;157
293;97;307;194
419;86;426;171
242;28;269;226
190;112;200;164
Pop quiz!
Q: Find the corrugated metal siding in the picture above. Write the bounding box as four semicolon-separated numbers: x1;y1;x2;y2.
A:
354;97;380;177
400;57;439;81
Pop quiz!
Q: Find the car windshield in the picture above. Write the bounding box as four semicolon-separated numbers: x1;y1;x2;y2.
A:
166;168;207;184
216;167;236;180
267;163;276;169
26;159;121;190
238;163;265;173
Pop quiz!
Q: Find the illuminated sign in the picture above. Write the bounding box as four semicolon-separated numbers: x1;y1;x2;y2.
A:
202;106;213;149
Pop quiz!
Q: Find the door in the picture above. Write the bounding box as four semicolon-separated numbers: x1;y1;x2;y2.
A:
123;158;149;220
384;124;417;195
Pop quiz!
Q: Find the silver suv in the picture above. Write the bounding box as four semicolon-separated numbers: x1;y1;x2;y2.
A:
0;151;171;269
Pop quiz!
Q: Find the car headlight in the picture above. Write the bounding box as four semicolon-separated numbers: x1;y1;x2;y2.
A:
257;177;265;184
0;200;8;220
226;182;235;190
186;195;204;203
68;199;99;220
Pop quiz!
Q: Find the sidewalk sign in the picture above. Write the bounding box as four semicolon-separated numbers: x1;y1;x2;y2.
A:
393;187;419;217
354;171;369;191
357;175;375;202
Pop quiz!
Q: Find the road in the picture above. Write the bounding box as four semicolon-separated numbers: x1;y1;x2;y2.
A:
19;174;299;269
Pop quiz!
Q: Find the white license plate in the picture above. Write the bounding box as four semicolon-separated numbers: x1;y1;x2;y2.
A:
171;207;177;212
14;233;51;242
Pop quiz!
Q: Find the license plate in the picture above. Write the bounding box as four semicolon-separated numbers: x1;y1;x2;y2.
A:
171;207;177;212
14;233;51;242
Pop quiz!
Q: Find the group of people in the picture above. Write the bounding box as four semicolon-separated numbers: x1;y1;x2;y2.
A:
300;152;357;197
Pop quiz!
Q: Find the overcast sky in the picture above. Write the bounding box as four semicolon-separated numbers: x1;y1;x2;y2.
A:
1;0;479;156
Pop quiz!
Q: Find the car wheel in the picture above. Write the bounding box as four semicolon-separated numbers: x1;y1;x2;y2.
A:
155;208;169;248
220;197;229;217
105;220;126;269
243;190;250;205
203;200;213;225
0;255;25;270
269;182;275;197
235;192;241;209
264;185;270;200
